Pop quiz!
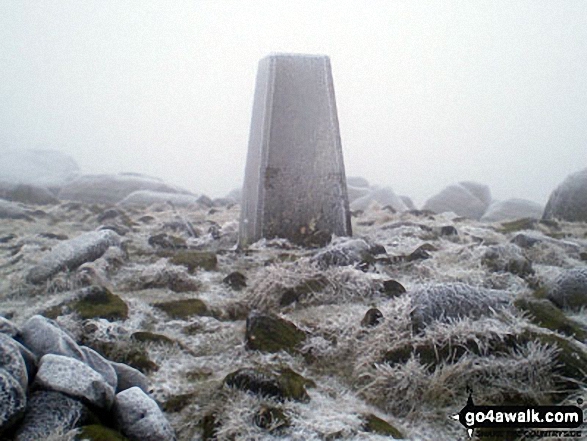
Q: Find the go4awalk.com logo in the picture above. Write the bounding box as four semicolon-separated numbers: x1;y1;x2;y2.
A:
451;393;583;438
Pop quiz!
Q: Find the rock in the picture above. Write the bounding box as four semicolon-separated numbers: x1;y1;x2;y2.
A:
439;225;458;236
410;283;511;332
114;387;176;441
399;195;416;210
76;424;130;441
224;367;314;402
110;362;149;394
19;315;85;361
69;286;129;321
546;267;587;310
350;187;408;212
14;391;89;441
245;312;306;353
152;298;209;319
346;176;370;188
34;354;115;409
168;250;217;272
118;190;200;207
361;308;383;327
81;346;118;390
26;230;121;284
422;182;491;220
0;199;30;220
347;185;370;203
481;199;544;222
253;405;289;431
379;280;406;297
0;367;27;436
238;54;352;248
0;333;29;390
148;233;186;250
278;274;329;307
58;173;189;205
0;149;79;189
0;182;60;205
311;237;385;269
133;264;200;293
361;413;403;438
543;168;587;222
0;316;20;337
497;217;538;234
482;244;534;277
459;181;492;207
510;233;542;248
223;271;247;291
131;332;175;345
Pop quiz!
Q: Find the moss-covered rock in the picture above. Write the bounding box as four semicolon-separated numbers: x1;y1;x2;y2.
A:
379;279;406;298
245;313;306;354
70;286;128;321
153;298;209;319
222;271;247;290
361;413;403;438
498;218;537;234
76;424;129;441
361;308;384;327
162;391;198;413
168;250;217;273
279;274;329;307
253;405;290;432
224;367;314;402
514;296;587;341
131;331;175;345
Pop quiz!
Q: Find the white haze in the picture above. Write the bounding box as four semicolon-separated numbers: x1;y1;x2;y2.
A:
1;1;586;206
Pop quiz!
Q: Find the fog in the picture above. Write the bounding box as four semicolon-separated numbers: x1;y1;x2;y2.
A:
1;1;586;206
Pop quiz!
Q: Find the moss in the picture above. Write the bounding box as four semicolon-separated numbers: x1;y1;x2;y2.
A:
153;298;209;319
498;218;537;233
76;424;129;441
131;331;175;345
121;347;159;373
245;313;306;354
253;405;290;431
168;250;218;273
162;391;198;413
224;367;314;402
277;367;316;402
514;296;587;340
362;414;403;438
71;286;129;321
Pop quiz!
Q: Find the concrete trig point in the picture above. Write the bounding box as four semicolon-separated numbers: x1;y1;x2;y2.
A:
238;53;352;247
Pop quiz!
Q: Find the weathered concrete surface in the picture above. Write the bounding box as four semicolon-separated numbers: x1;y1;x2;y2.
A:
239;54;352;247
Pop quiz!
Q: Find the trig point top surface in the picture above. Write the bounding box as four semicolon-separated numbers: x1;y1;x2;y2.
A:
238;52;352;247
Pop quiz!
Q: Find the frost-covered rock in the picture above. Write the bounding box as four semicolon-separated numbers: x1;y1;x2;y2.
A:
543;168;587;222
399;195;416;210
410;283;511;332
460;181;492;207
422;182;491;220
0;317;20;337
482;244;534;277
0;367;26;435
481;199;544;222
81;346;118;389
118;190;201;207
26;229;121;284
0;149;79;189
0;182;59;205
0;333;29;391
114;387;176;441
311;237;385;269
111;361;150;393
347;185;370;203
546;267;587;310
0;199;30;220
14;391;89;441
19;315;85;361
58;173;190;204
350;187;407;212
34;354;115;409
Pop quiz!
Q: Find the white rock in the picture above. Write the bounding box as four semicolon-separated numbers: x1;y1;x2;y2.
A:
543;168;587;222
111;361;150;393
350;187;407;212
0;367;26;435
423;182;491;220
81;346;118;390
20;315;85;361
0;333;29;391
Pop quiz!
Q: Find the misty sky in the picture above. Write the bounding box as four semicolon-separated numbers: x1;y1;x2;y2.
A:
1;1;586;206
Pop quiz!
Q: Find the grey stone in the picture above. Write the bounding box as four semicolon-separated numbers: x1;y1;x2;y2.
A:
34;354;115;409
118;190;201;207
0;333;28;391
399;195;416;210
459;180;492;207
26;229;121;284
422;182;490;220
20;315;85;361
58;172;189;204
114;387;176;441
0;149;79;189
311;237;385;269
239;54;352;247
350;187;407;212
347;185;370;203
547;267;587;310
410;283;511;332
0;316;20;337
81;346;118;390
482;244;534;277
0;199;30;220
346;176;370;188
111;361;150;393
481;198;544;222
14;391;89;441
0;181;59;205
0;367;26;435
543;168;587;222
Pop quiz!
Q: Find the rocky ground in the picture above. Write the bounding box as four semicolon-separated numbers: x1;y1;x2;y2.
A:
1;198;587;440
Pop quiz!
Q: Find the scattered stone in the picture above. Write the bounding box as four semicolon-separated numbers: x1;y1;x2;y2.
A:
34;354;115;409
168;250;217;272
118;190;200;207
0;333;29;391
422;182;491;220
70;286;129;321
361;308;384;327
0;316;20;337
543;168;587;222
153;298;209;319
224;367;314;402
311;237;385;269
134;264;200;293
510;233;542;248
379;280;406;297
114;387;176;441
0;367;26;436
406;245;432;262
410;283;511;332
19;315;85;361
350;187;408;212
110;362;149;394
361;413;403;438
81;346;118;390
26;230;121;284
245;312;306;353
481;199;544;222
14;391;88;441
0;199;31;220
278;274;329;307
253;405;289;431
238;54;352;247
131;332;175;345
223;271;247;290
76;424;130;441
546;267;587;310
439;225;458;236
482;244;534;277
148;233;186;250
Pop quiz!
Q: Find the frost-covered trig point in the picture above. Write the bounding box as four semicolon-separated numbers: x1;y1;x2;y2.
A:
239;53;352;247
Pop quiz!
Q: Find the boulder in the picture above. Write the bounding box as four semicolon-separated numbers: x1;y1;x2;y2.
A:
0;317;20;337
110;362;150;394
543;168;587;222
245;313;306;354
459;180;492;207
26;230;121;284
481;199;544;222
118;190;200;207
0;149;79;189
14;391;89;441
0;368;26;436
422;182;491;220
350;187;407;212
0;333;29;391
114;387;176;441
58;173;189;205
346;185;370;203
81;346;118;390
546;267;587;310
34;354;115;409
19;315;85;361
399;195;416;210
0;182;60;205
